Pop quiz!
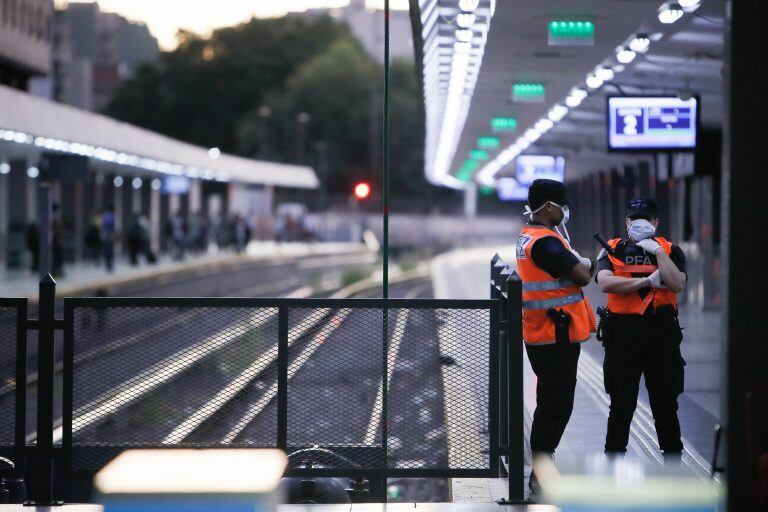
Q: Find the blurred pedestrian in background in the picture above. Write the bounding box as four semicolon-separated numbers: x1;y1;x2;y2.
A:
85;211;103;265
51;203;64;277
101;206;116;273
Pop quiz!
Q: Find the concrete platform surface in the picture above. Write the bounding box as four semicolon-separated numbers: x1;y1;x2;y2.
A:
0;241;369;299
0;507;102;512
278;503;553;512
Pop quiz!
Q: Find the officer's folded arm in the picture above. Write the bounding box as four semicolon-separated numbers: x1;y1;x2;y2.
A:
568;258;593;287
596;269;652;295
652;247;687;293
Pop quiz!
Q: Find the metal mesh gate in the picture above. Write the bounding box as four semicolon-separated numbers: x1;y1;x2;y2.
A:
0;299;26;464
63;298;497;477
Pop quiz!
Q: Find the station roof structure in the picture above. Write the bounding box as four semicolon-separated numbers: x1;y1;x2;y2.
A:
0;84;319;189
409;0;725;188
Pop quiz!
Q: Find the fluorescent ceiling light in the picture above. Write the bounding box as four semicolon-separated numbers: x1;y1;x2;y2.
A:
455;29;474;42
595;66;614;81
586;73;603;89
548;104;568;122
629;34;651;52
678;0;701;10
457;13;476;28
616;47;636;64
459;0;479;11
535;119;554;132
658;3;684;24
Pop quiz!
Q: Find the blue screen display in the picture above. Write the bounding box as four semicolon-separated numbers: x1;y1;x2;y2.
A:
498;155;565;202
608;96;698;150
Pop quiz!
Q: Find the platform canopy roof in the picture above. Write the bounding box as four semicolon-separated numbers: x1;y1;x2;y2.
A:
409;0;725;189
0;84;318;189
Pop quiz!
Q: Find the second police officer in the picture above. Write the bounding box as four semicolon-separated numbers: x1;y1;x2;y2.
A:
595;197;687;460
515;179;596;493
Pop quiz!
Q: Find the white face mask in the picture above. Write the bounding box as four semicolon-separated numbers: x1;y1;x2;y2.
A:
550;202;570;242
628;218;656;241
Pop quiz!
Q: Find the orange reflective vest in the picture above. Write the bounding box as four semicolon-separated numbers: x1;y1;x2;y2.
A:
605;237;678;315
516;225;596;345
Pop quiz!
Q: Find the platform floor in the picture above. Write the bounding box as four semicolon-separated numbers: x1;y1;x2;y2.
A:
0;241;368;299
278;504;553;512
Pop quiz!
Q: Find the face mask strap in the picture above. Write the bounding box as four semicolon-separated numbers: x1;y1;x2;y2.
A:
523;202;548;220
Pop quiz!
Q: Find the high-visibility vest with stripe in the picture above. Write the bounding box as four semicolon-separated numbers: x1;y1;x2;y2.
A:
516;224;596;345
605;237;678;315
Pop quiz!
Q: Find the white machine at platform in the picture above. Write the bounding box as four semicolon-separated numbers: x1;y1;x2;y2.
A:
94;449;287;512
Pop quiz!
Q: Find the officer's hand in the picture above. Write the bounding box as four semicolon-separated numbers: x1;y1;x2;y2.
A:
569;248;593;271
647;269;667;289
637;238;662;254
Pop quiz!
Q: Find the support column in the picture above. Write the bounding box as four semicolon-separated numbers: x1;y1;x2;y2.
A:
150;185;161;253
74;181;84;262
463;183;477;218
132;179;142;214
0;171;8;269
724;1;768;510
113;180;123;255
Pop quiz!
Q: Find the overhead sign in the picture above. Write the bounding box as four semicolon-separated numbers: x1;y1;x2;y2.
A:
608;96;698;151
498;155;565;202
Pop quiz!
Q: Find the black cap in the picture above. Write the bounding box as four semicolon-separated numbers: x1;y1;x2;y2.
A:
527;179;570;210
626;197;658;218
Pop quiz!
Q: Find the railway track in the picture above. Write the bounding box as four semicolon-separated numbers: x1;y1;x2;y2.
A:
59;276;436;466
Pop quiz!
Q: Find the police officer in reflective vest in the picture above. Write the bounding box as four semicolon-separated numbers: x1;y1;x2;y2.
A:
516;179;596;491
595;197;687;459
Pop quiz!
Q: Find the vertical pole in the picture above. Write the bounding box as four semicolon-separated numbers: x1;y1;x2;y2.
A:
38;183;52;280
33;275;57;505
379;0;391;499
277;307;289;451
506;273;525;502
382;0;390;300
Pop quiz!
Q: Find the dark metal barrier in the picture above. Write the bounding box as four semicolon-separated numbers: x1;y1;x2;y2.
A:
0;298;26;469
2;265;526;504
62;298;499;480
491;254;526;503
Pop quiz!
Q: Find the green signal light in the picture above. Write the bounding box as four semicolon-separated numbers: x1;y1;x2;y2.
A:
479;185;495;196
491;117;517;132
512;83;545;96
456;165;474;182
469;149;489;160
512;83;545;103
477;136;501;149
462;159;480;171
548;20;594;46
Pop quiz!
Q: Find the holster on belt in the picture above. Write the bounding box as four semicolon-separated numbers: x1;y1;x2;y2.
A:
546;308;572;348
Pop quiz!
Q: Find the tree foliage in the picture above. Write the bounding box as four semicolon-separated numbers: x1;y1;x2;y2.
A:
105;14;440;203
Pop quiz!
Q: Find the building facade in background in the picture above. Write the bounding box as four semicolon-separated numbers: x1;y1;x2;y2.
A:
304;0;412;62
53;1;158;110
0;0;53;90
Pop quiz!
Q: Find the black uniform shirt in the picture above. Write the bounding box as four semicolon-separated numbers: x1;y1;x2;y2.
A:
596;238;686;299
526;222;580;279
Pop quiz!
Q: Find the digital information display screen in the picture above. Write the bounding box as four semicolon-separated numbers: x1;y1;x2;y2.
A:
608;96;698;150
498;155;565;202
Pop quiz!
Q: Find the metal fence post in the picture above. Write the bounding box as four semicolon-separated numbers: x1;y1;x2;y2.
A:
505;272;525;502
30;274;60;505
277;306;289;451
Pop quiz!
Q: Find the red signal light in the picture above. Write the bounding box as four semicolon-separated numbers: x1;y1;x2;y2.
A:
354;182;371;200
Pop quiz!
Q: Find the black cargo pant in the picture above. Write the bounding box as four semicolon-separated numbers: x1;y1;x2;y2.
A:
602;310;685;454
525;341;581;454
